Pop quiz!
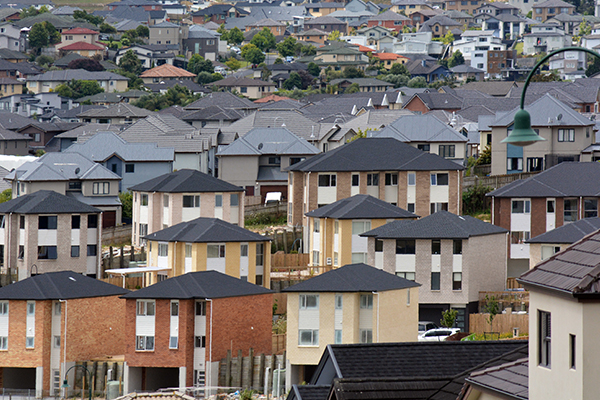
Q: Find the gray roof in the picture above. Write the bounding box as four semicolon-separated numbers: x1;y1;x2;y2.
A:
182;106;245;123
330;78;392;87
488;162;600;198
65;131;174;162
0;126;29;141
121;270;273;299
27;69;128;82
0;190;101;214
283;263;420;293
450;64;484;74
527;218;600;244
150;21;179;28
305;194;417;219
421;14;462;28
130;169;242;193
534;0;574;7
464;358;528;400
361;210;507;239
218;127;320;156
306;15;346;25
460;81;518;97
185;92;258;110
77;104;153;118
145;217;270;243
373;114;467;143
55;123;120;139
288;137;463;172
0;271;128;300
369;10;409;21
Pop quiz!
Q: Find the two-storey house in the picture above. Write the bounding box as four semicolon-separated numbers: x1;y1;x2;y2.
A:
532;0;574;22
523;23;571;55
445;0;484;15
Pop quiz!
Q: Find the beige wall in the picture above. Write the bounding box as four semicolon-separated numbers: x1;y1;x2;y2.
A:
219;156;259;189
529;242;569;269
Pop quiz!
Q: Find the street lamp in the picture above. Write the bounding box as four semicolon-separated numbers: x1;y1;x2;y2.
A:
62;364;93;400
501;46;600;146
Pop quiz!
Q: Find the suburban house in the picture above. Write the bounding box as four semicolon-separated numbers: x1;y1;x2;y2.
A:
115;44;177;69
26;70;129;94
366;11;410;32
0;78;24;97
0;190;103;280
140;64;196;84
303;44;370;72
246;18;286;35
452;30;506;61
361;211;508;330
487;162;600;279
374;53;410;69
148;21;181;46
296;29;328;44
451;64;485;82
64;131;174;192
0;271;128;397
190;4;247;24
393;32;445;57
129;169;245;247
55;27;103;56
420;15;462;39
406;58;450;83
305;194;418;267
487;94;596;176
400;92;463;115
532;0;574;22
329;78;392;94
445;0;484;15
121;271;272;393
76;104;153;124
181;25;222;61
283;263;420;388
207;77;276;99
0;126;30;155
144;217;271;286
287;137;464;228
304;16;347;34
218;127;320;202
523;23;571;55
5;152;122;227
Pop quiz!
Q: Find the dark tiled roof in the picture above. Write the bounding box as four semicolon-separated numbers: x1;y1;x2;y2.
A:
145;217;269;243
283;263;420;293
463;358;528;400
0;271;129;300
0;190;101;214
487;162;600;198
121;270;272;299
130;169;242;193
361;211;507;239
291;386;331;400
305;194;417;219
287;138;463;172
331;377;450;400
527;218;600;244
184;91;258;110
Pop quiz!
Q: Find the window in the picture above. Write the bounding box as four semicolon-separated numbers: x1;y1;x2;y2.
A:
71;216;80;229
196;301;206;316
385;173;398;186
215;194;223;207
431;272;441;290
39;216;57;230
163;195;169;207
352;252;367;263
360;294;373;309
584;198;597;218
19;216;24;229
268;156;281;165
158;243;168;257
408;173;416;186
125;164;135;173
352;221;371;235
93;182;110;194
54;302;60;315
136;300;155;316
207;244;225;258
256;243;264;266
195;336;206;348
367;173;379;186
453;272;462;290
18;245;23;259
541;245;560;260
230;194;239;207
88;215;98;228
318;174;336;187
38;246;57;260
396;239;415;254
299;329;319;345
564;199;578;222
240;244;248;257
396;272;416;281
71;246;80;257
0;302;7;315
539;310;551;367
570;334;576;370
527;157;543;172
0;336;6;350
558;129;574;142
375;239;383;252
432;240;441;255
26;337;34;348
141;194;148;206
418;144;430;152
453;240;462;254
507;157;523;171
87;245;97;256
54;335;60;348
34;133;40;142
431;173;448;186
183;195;200;208
438;145;455;158
511;231;530;244
334;221;339;234
352;174;359;186
314;219;320;233
335;294;342;309
299;294;319;309
408;203;415;213
136;336;154;351
170;336;178;349
334;330;342;344
360;329;373;343
139;223;148;238
511;200;531;214
290;157;305;165
240;87;247;93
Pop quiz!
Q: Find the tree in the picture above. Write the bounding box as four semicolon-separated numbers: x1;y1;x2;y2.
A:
241;44;265;65
297;70;315;89
135;24;149;38
134;85;200;110
99;23;117;34
476;145;491;165
441;32;455;45
440;309;458;328
294;43;316;57
343;66;365;78
20;5;48;19
381;74;408;88
408;76;427;88
187;54;213;74
448;50;465;68
307;62;320;76
347;127;371;142
119;191;133;220
345;83;360;94
217;24;229;42
276;36;297;58
68;58;104;71
73;10;103;26
283;72;302;90
29;23;49;49
0;189;11;204
120;37;130;47
227;27;244;45
484;295;500;334
225;58;241;71
587;56;600;76
251;28;276;52
55;79;104;99
328;30;342;41
389;63;409;76
118;50;142;75
35;55;54;68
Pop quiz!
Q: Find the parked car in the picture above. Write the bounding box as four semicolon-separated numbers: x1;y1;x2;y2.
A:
418;328;460;342
418;321;438;334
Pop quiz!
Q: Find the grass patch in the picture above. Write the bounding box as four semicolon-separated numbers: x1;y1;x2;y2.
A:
245;212;287;230
515;42;523;55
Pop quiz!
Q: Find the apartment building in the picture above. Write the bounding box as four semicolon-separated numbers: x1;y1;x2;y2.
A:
122;271;273;392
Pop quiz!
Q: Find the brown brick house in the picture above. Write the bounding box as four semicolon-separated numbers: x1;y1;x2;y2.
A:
122;271;273;393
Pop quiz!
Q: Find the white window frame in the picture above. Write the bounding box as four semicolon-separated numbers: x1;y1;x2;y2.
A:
299;294;319;309
298;329;319;346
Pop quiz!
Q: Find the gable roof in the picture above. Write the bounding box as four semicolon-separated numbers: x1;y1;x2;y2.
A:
140;63;196;78
305;194;417;219
374;114;467;143
28;69;128;82
0;271;128;300
77;104;153;118
61;27;99;35
145;217;269;243
361;211;507;239
527;218;600;244
306;15;346;25
218;127;320;156
288;137;463;172
369;10;409;21
130;169;242;193
283;263;420;293
462;358;528;400
207;76;275;88
121;270;272;299
185;91;258;110
0;190;101;214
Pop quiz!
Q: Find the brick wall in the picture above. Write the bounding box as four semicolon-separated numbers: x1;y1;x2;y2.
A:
415;171;431;217
291;172;304;226
531;198;546;238
336;172;351;202
397;173;408;209
402;97;429;114
448;170;461;214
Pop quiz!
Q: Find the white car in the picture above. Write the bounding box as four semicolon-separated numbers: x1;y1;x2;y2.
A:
418;328;460;342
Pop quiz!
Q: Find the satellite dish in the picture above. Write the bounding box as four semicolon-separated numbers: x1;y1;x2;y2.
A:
258;143;263;150
557;113;563;121
75;168;80;175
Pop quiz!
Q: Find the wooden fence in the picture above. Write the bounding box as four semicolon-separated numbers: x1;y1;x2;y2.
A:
469;313;529;336
272;252;310;269
218;350;286;391
272;334;286;355
507;278;524;289
479;290;529;313
463;171;540;191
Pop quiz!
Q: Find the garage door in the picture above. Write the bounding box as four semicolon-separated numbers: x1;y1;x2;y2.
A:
103;211;116;228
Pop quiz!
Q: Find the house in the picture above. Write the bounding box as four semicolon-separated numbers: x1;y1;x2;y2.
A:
487;162;600;279
286;137;464;229
0;23;25;52
0;191;103;280
327;9;375;25
526;217;600;269
246;18;286;35
121;271;272;392
5;152;122;227
546;12;583;35
26;70;129;94
64;131;174;192
532;0;574;22
0;78;23;98
77;104;153;124
57;41;105;57
140;64;196;84
329;78;392;93
0;126;30;155
487;94;596;176
181;25;222;61
419;15;462;39
406;58;450;82
393;32;445;56
190;4;248;24
443;10;474;25
305;194;417;267
452;30;505;61
129;169;245;246
0;271;128;397
487;49;517;79
304;16;347;34
374;53;410;69
148;21;181;46
476;13;527;40
372;113;468;162
390;0;433;14
451;64;484;82
401;92;463;114
296;29;328;44
115;44;177;69
444;0;484;15
367;10;410;32
523;23;571;55
283;263;420;387
305;3;346;18
307;44;369;71
218;127;320;201
361;210;508;331
144;218;271;286
206;77;276;99
55;27;101;51
548;50;586;80
409;8;443;26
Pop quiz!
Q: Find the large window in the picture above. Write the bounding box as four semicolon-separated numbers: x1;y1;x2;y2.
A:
230;194;239;207
438;145;455;158
195;336;206;348
299;329;318;345
71;216;80;229
507;157;523;171
407;173;416;186
87;245;97;257
88;215;98;228
196;301;206;316
564;198;578;222
360;294;373;309
352;221;371;235
141;194;148;206
397;272;415;281
183;195;200;208
207;244;225;258
431;272;441;290
136;300;155;316
38;246;57;260
511;231;530;244
352;174;359;186
539;310;551;367
453;240;462;254
512;200;531;214
299;294;319;309
396;239;415;254
93;182;110;195
558;129;574;142
215;194;223;207
432;240;441;255
584;198;597;218
541;245;560;260
136;336;154;351
367;173;379;186
360;329;373;343
385;173;398;186
527;157;543;172
430;173;448;186
318;174;336;187
158;243;168;257
39;216;57;230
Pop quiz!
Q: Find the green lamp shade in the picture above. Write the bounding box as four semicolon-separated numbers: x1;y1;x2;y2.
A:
501;109;546;147
61;379;70;388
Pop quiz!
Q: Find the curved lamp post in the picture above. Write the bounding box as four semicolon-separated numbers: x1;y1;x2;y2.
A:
62;364;93;400
501;46;600;146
